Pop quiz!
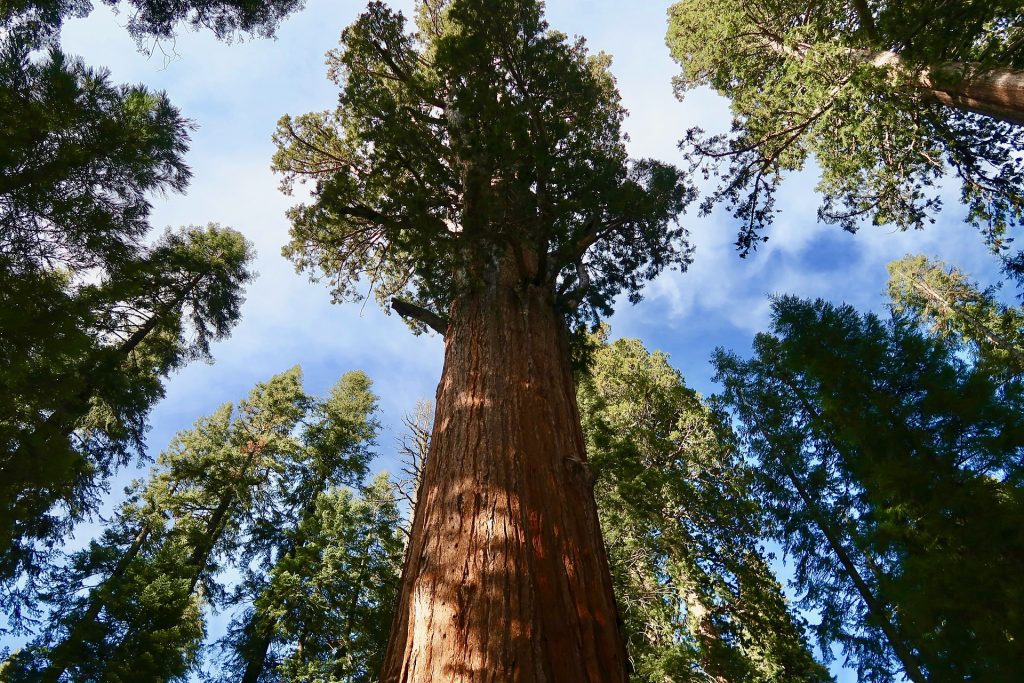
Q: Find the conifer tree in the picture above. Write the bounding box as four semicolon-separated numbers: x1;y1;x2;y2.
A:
578;335;831;683
217;371;391;683
0;224;254;607
714;296;1024;682
667;0;1024;268
0;22;255;608
3;368;309;682
223;477;404;683
888;254;1024;379
273;1;692;679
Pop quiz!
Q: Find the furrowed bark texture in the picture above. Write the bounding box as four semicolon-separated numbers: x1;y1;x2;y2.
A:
380;254;628;682
918;64;1024;126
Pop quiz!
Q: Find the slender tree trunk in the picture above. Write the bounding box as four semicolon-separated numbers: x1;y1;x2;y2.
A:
781;463;927;683
40;488;173;683
240;620;277;683
240;501;318;683
380;249;628;682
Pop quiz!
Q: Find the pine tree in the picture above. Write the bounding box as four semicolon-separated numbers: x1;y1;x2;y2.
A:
714;296;1024;682
273;1;693;679
3;368;309;682
578;335;831;683
667;0;1024;267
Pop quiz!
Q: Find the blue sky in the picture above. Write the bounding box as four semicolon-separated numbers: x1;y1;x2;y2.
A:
18;0;1009;678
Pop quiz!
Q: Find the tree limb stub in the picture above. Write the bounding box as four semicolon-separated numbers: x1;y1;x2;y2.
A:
390;298;449;335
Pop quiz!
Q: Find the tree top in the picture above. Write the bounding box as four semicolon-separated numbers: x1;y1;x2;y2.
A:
275;0;694;332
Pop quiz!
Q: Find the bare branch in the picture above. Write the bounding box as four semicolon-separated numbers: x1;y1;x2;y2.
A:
390;297;449;335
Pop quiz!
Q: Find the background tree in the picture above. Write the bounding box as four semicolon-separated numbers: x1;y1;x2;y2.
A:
215;371;392;683
2;368;312;682
0;224;254;614
273;0;693;679
391;399;432;522
222;478;403;683
578;335;831;683
888;253;1024;379
714;295;1024;682
667;0;1024;273
0;19;257;617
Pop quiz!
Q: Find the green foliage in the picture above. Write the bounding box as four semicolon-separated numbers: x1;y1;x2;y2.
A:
1;0;304;46
0;35;190;275
667;0;1024;262
888;254;1024;379
714;295;1024;682
578;335;831;682
215;374;402;683
223;477;403;683
0;224;253;616
2;367;387;682
274;0;693;331
0;23;255;604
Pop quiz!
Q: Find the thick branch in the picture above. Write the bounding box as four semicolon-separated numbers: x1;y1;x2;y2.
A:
757;34;1024;125
561;258;591;312
390;298;449;335
915;62;1024;126
568;216;625;265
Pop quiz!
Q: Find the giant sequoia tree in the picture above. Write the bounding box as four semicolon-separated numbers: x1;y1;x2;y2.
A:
273;1;692;679
667;0;1024;265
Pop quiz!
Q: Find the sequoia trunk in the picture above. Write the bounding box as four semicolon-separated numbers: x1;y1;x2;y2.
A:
380;254;628;682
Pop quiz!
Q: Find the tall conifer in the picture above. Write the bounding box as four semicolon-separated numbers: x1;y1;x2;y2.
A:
273;1;693;679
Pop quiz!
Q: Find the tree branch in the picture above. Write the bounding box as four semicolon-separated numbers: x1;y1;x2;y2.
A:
569;216;626;264
390;298;449;335
850;0;879;44
560;258;591;312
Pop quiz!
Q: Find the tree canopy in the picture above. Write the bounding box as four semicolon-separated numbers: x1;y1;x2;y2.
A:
888;253;1024;379
668;0;1024;270
715;295;1024;681
274;0;693;333
0;20;254;610
2;0;304;46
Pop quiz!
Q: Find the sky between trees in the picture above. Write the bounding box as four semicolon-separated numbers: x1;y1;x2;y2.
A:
7;1;1015;679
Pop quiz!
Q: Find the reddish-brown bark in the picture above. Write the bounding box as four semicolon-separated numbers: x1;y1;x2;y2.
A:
380;250;629;682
